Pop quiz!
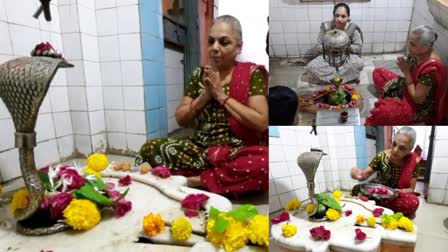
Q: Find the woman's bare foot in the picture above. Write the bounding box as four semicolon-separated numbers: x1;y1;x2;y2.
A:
187;176;202;188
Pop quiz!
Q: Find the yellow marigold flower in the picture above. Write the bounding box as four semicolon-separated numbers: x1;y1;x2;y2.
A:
84;167;102;179
281;223;297;238
356;215;365;224
336;105;342;110
86;153;109;172
398;217;414;232
206;213;248;252
223;217;249;251
171;217;192;241
352;93;359;101
367;216;376;227
143;213;165;236
381;217;399;230
305;203;315;214
247;215;269;247
63;199;101;231
333;190;343;199
285;199;301;211
334;77;341;82
326;208;341;221
10;188;29;213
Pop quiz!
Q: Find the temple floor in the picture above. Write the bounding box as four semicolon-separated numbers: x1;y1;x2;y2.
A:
269;53;403;125
268;183;448;252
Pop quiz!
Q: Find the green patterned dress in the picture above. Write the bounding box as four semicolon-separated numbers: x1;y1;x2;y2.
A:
351;151;420;196
136;67;266;171
383;56;437;121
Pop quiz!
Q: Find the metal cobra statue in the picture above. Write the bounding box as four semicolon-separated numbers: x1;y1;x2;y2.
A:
0;56;73;235
297;148;326;216
322;29;350;72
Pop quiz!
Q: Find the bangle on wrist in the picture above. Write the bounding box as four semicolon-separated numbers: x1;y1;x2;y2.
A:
222;96;231;106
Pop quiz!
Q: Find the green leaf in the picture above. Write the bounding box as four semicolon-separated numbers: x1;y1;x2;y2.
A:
111;188;129;204
316;193;342;212
209;207;222;219
212;216;229;233
392;212;404;220
38;171;53;191
88;179;108;190
74;183;113;206
227;204;259;221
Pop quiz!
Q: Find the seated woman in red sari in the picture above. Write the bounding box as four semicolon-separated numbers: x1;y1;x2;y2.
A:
351;127;421;217
136;15;268;195
366;25;447;125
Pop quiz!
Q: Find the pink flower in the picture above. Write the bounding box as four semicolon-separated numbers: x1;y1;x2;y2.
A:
181;194;209;217
310;226;331;240
271;211;290;224
57;168;86;190
104;189;121;200
359;196;369;202
355;228;366;241
345;210;352;216
372;208;384;217
106;182;115;189
151;166;171;178
118;175;132;186
41;192;73;220
114;199;132;217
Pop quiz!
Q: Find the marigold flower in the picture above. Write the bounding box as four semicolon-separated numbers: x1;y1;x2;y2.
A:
356;215;365;224
63;199;101;230
381;216;399;230
326;208;341;221
281;223;297;238
143;213;165;236
206;213;248;251
86;153;109;172
367;216;376;227
285;199;301;211
333;190;343;199
398;217;414;232
11;188;30;213
305;203;315;214
171;217;192;241
247;215;269;247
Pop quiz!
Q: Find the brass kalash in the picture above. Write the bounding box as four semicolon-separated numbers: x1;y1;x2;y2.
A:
301;29;362;113
297;148;327;220
0;54;73;235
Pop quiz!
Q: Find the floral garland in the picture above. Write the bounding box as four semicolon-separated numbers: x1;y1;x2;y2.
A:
10;153;132;231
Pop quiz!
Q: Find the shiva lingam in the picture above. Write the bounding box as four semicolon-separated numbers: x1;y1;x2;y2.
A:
0;45;73;235
297;148;326;220
300;29;362;114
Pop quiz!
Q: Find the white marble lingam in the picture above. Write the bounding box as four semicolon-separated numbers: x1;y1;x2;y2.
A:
271;198;418;252
0;168;246;251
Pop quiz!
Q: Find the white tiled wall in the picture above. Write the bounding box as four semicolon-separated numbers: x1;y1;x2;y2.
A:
0;0;74;183
428;126;448;205
164;49;184;133
95;0;145;154
411;0;448;66
269;126;359;213
269;0;415;57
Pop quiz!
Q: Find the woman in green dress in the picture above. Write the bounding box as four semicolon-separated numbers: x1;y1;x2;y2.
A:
351;127;421;216
136;15;269;195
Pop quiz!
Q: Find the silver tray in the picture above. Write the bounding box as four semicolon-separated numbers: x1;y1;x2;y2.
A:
360;183;398;200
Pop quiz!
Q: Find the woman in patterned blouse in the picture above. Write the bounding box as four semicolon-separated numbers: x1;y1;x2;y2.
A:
351;127;421;216
366;25;447;125
136;15;269;195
